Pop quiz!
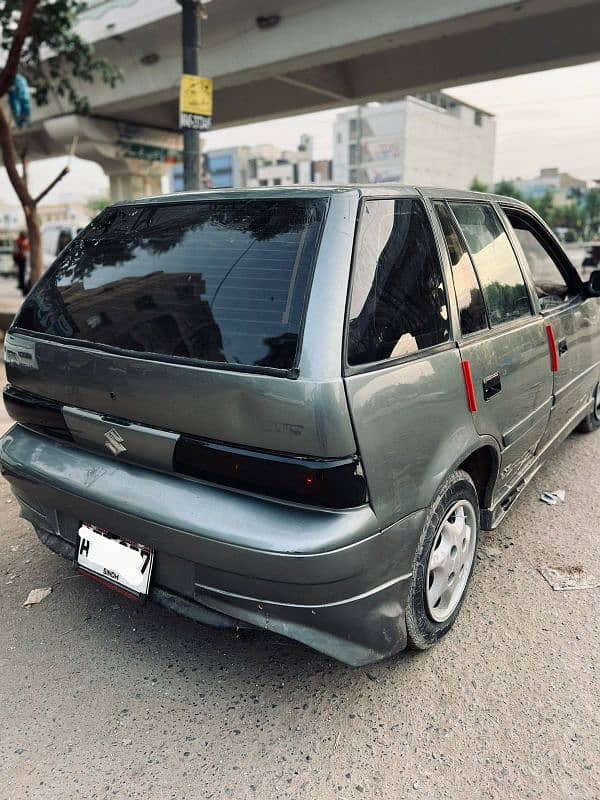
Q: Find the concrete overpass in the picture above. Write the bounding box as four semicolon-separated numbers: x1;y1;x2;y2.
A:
15;0;600;199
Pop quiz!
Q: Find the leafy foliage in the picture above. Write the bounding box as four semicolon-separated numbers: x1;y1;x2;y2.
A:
87;196;111;214
471;175;600;238
469;177;488;193
493;180;524;201
0;0;121;113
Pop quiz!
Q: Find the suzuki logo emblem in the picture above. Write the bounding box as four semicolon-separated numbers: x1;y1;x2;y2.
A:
104;428;127;456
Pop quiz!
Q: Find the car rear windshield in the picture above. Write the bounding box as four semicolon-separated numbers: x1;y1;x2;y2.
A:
15;198;327;371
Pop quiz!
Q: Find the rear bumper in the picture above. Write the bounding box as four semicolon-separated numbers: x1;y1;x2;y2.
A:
0;425;424;666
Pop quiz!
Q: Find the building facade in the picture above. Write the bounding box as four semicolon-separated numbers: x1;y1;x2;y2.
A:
0;204;23;232
513;167;587;205
169;137;331;191
36;202;91;228
333;93;496;188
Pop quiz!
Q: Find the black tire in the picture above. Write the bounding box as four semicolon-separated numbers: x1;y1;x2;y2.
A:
576;383;600;434
406;469;479;650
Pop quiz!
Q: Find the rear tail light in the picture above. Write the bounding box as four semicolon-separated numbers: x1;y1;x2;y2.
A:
173;435;368;509
3;385;73;441
3;384;368;509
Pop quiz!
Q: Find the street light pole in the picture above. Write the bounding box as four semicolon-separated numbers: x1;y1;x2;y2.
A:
180;0;202;191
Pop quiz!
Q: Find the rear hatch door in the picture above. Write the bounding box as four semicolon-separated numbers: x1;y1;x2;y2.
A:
7;195;355;460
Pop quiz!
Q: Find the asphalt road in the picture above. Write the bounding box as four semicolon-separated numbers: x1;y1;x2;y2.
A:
0;368;599;799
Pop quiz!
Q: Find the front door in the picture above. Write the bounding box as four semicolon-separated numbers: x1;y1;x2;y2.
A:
435;200;553;503
501;205;600;448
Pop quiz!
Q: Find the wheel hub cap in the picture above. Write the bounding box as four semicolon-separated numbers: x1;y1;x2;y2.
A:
426;500;477;623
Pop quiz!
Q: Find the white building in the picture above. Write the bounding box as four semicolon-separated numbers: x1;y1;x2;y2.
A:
513;167;587;205
37;202;91;228
0;204;23;232
333;93;495;189
169;136;331;190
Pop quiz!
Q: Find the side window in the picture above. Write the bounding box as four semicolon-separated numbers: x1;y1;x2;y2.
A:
434;202;488;335
449;202;532;326
347;198;449;366
504;212;570;311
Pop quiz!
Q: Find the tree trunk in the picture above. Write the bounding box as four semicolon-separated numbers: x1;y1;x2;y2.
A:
24;205;43;286
0;105;44;286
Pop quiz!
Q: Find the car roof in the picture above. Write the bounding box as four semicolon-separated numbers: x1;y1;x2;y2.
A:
113;184;532;210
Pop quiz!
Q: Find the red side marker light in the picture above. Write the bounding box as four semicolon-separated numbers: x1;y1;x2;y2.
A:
461;360;478;413
546;324;559;373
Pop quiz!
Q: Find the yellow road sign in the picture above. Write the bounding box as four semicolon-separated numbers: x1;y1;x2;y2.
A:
180;74;213;118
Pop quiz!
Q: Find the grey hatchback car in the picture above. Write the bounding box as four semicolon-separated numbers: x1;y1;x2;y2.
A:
2;187;599;666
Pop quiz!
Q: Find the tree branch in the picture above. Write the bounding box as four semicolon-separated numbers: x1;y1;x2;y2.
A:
34;165;70;204
0;0;40;98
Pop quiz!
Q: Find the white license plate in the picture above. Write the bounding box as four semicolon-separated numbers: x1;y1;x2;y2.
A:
77;524;154;597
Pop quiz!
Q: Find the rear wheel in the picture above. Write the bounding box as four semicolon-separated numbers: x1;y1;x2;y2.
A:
577;382;600;433
406;469;479;650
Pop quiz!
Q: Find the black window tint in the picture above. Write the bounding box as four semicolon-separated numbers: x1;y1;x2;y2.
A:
15;199;327;371
449;202;532;326
348;198;449;366
508;218;569;311
434;202;488;335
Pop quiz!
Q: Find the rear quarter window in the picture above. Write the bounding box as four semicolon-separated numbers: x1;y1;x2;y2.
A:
15;199;327;371
347;198;449;366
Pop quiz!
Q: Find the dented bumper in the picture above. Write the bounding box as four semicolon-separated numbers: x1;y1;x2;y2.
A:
0;424;423;665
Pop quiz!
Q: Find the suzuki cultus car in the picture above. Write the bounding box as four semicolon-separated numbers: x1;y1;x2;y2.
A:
2;187;599;665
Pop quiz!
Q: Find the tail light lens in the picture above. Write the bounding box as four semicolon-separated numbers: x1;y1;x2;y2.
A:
173;435;368;509
3;385;73;441
3;384;368;509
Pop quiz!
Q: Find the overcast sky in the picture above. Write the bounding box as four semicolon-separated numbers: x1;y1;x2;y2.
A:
1;59;599;205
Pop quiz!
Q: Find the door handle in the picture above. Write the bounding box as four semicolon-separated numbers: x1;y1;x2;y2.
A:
482;372;502;401
558;338;568;356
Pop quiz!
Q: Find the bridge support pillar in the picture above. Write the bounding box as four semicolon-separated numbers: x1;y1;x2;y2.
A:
106;160;171;202
34;115;182;202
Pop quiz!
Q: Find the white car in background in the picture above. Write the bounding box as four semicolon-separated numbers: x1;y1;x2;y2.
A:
41;223;83;271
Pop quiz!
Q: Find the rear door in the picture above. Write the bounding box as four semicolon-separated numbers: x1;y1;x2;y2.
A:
436;200;553;501
343;196;472;527
500;205;600;446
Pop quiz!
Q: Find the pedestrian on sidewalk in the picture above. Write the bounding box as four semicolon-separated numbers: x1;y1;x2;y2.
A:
12;230;29;296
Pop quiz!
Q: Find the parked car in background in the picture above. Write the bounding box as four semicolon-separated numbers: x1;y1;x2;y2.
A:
41;222;83;271
583;241;600;268
9;223;85;295
1;187;599;666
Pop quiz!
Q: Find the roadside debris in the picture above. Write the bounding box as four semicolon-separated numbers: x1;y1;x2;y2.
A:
539;566;600;591
23;587;52;607
539;489;566;505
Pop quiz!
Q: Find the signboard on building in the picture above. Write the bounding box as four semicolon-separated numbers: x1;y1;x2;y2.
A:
117;140;181;163
179;75;213;131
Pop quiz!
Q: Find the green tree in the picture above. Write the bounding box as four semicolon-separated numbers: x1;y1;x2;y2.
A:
529;190;555;226
87;196;110;215
552;203;583;237
584;188;600;238
493;180;524;201
470;177;488;193
0;1;120;285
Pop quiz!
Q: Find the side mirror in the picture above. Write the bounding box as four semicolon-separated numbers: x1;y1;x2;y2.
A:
587;270;600;297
